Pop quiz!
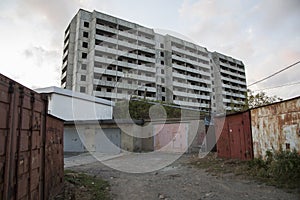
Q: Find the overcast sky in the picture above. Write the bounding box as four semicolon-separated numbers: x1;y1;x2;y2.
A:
0;0;299;99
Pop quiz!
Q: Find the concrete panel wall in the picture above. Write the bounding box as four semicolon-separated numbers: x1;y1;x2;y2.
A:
188;120;206;153
251;97;300;159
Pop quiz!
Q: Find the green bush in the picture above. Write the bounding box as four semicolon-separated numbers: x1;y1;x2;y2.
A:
269;149;300;182
248;149;300;188
113;98;204;120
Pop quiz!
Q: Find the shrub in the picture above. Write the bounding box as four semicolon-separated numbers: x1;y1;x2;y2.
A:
248;149;300;188
269;149;300;182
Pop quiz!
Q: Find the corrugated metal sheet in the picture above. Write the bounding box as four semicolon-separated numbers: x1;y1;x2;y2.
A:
214;111;253;160
44;115;64;199
0;73;64;200
251;97;300;159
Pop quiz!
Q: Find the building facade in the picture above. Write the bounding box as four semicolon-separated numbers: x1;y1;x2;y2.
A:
61;9;247;113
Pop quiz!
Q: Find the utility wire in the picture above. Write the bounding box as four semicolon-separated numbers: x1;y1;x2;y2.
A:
248;60;300;87
252;81;300;92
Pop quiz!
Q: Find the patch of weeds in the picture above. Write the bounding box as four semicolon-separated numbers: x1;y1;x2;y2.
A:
247;149;300;189
55;170;111;200
190;153;248;176
191;150;300;192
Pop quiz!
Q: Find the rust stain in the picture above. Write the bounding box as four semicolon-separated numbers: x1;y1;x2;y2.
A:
251;98;300;159
0;73;64;199
214;111;253;160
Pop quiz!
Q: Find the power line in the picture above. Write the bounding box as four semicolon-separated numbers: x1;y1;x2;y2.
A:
252;81;300;92
248;60;300;87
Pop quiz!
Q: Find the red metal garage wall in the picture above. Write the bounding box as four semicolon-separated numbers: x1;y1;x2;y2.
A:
214;111;253;160
44;115;64;199
0;73;64;200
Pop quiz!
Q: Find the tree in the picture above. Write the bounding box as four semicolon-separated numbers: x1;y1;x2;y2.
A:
246;89;283;109
230;90;283;113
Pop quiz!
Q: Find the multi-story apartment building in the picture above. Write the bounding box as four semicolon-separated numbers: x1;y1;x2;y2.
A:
61;9;247;113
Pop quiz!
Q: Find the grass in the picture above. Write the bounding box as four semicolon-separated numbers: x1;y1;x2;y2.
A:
190;153;249;176
54;170;111;200
190;152;300;193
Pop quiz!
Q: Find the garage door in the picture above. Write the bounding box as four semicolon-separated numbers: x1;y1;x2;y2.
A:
154;123;188;153
95;128;121;154
64;127;86;152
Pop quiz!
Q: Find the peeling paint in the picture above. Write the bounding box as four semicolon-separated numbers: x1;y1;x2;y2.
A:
251;97;300;159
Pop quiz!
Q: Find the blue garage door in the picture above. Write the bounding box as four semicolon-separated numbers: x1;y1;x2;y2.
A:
95;128;121;154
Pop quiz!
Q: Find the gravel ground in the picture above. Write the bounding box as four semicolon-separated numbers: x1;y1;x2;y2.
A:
66;153;299;200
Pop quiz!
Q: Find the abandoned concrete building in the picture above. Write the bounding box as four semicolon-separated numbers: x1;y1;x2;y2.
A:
61;9;247;113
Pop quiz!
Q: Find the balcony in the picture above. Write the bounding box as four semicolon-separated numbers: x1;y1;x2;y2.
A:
95;34;139;51
136;45;155;54
172;46;209;61
172;54;186;63
94;68;124;77
173;81;211;92
118;40;137;50
96;24;118;34
94;57;118;66
173;91;210;100
222;83;247;92
119;50;138;60
220;61;245;73
221;76;246;85
62;61;68;70
94;91;128;99
173;63;210;76
138;36;155;45
172;55;210;70
136;65;156;73
222;91;246;99
173;100;209;109
137;55;155;63
172;63;186;71
95;45;119;55
93;80;116;87
220;68;246;79
63;40;69;49
123;73;156;82
95;35;118;44
61;71;67;80
137;26;154;35
118;30;138;40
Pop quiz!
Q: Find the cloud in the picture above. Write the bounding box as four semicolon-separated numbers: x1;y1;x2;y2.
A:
23;46;60;68
178;0;300;99
16;0;80;29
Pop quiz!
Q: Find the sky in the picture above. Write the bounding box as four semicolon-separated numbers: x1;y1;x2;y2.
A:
0;0;299;99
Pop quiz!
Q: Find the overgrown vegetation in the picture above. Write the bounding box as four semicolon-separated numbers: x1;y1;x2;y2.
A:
248;149;300;189
54;170;111;200
113;98;204;120
191;150;300;191
230;89;283;113
246;90;283;109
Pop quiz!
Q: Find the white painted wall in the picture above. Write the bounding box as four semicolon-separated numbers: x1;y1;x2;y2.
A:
35;86;114;121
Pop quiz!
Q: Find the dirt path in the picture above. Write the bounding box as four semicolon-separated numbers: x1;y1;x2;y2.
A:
67;154;299;200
